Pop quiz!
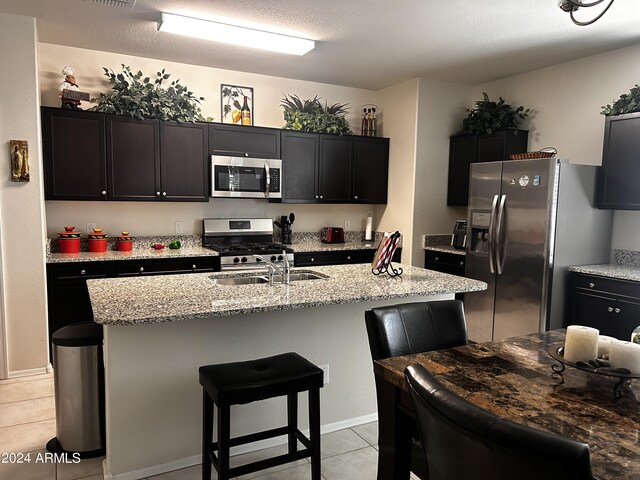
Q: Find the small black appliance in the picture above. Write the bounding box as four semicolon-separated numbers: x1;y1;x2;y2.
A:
451;219;467;250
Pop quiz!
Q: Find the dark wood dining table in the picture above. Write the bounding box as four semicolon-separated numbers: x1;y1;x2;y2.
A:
373;329;639;480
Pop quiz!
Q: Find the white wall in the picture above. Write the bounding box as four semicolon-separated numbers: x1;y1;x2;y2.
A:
0;13;49;374
475;43;640;252
411;78;471;264
39;43;386;237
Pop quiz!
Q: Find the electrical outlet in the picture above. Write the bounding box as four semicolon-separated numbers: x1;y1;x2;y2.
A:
175;221;184;234
318;364;329;385
344;220;351;231
86;223;97;234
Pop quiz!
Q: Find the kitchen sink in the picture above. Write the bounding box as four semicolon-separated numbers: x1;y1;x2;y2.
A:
271;272;328;282
212;270;328;285
213;276;269;285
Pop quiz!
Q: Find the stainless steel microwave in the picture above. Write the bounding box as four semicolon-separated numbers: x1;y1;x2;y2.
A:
211;156;282;199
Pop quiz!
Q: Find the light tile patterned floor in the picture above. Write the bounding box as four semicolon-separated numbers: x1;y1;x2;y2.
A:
0;373;420;479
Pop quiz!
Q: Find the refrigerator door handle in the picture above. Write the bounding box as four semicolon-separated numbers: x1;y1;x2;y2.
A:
496;194;507;275
488;194;499;274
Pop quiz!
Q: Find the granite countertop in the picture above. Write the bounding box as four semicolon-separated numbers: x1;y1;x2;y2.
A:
290;240;380;253
424;245;466;256
568;264;640;283
47;246;219;264
87;263;487;326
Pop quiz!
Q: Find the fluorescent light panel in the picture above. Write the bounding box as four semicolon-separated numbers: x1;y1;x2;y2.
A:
158;13;315;56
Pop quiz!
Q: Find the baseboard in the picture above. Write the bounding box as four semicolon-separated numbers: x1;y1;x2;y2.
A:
8;366;50;378
104;412;379;480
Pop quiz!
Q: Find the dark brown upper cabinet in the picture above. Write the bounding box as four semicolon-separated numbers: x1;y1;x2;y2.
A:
598;112;640;210
106;115;160;201
42;108;209;202
353;137;389;204
209;123;281;158
447;129;528;206
42;107;107;200
318;135;353;203
281;131;318;203
161;122;209;201
280;131;389;204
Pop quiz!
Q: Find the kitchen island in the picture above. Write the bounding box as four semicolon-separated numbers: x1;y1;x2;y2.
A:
87;264;485;479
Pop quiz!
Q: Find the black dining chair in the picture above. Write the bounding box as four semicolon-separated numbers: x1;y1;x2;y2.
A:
405;363;595;480
364;300;468;480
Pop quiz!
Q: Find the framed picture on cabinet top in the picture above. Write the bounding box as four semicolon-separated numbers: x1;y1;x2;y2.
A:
220;84;254;126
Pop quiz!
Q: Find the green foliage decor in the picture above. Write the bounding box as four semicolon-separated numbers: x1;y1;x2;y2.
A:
91;65;209;122
601;84;640;116
281;94;353;135
456;92;529;136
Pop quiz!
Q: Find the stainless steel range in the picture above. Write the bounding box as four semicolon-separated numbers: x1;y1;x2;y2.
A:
203;218;294;270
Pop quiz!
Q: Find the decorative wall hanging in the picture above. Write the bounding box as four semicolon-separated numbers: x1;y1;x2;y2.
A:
10;140;29;182
221;84;254;125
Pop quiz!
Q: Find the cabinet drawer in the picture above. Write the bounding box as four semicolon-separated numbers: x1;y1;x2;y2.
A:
114;257;219;276
424;250;466;269
295;251;365;267
573;273;640;299
47;262;110;280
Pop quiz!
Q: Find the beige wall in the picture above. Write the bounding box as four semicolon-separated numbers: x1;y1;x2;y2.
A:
375;79;419;263
0;13;49;374
475;43;640;251
39;43;386;238
411;78;470;265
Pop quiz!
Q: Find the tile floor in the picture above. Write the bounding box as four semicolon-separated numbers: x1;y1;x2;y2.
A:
0;373;420;479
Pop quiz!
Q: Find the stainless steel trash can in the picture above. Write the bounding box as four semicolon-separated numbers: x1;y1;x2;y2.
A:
46;322;105;458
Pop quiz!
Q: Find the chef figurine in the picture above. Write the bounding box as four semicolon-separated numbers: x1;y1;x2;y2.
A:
58;66;81;109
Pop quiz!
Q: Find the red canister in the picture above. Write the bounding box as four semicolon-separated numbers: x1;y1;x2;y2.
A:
116;231;133;252
57;226;81;253
88;228;108;253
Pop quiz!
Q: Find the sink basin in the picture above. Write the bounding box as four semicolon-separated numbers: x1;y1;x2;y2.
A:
271;272;328;282
212;270;328;285
213;276;269;285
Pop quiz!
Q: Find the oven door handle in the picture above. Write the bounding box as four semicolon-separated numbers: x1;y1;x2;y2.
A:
264;163;271;198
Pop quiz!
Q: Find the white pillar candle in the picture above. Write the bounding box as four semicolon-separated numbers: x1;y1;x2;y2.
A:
564;325;599;363
597;335;617;358
609;340;640;373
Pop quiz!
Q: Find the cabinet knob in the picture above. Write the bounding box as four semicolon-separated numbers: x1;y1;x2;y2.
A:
139;267;144;272
80;269;86;275
320;195;324;199
315;195;319;199
162;192;167;197
156;192;161;196
192;265;197;270
460;261;464;266
311;258;315;262
347;255;351;260
435;256;439;261
614;307;621;314
101;191;107;196
244;153;249;157
589;282;595;288
608;306;614;312
354;195;358;200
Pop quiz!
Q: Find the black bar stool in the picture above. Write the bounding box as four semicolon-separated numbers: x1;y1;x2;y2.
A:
199;352;323;480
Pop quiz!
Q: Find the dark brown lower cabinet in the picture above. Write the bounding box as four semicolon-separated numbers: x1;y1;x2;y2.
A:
295;248;401;267
424;249;466;300
569;272;640;340
46;257;221;360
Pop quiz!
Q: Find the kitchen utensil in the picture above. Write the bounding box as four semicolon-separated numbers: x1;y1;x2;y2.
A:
321;227;345;243
289;213;295;225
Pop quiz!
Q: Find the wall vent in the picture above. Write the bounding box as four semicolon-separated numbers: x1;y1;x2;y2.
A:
84;0;137;8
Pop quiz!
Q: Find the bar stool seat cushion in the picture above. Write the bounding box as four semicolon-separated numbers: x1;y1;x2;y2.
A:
199;352;323;407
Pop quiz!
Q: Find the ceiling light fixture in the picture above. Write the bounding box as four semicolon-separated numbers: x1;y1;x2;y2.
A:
157;13;315;56
557;0;616;26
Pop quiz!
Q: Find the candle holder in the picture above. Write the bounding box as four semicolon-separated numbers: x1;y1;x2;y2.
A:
547;345;640;399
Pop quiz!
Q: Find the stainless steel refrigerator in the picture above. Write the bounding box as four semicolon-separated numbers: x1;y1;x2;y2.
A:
464;157;612;343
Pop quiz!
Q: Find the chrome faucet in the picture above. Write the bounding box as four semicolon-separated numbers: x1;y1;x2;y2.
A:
255;250;290;285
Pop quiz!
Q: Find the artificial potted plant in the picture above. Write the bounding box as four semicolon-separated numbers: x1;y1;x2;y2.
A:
91;64;210;122
280;94;353;135
455;92;529;136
